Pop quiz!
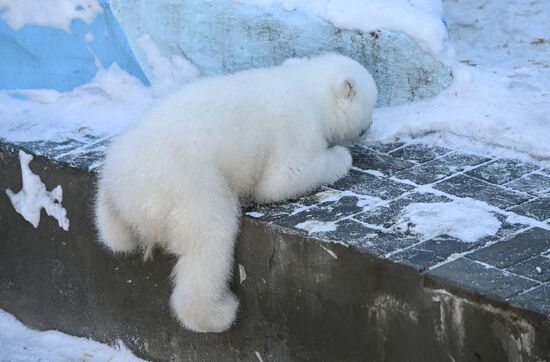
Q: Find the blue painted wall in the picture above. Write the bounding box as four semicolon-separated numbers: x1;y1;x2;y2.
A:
0;0;148;91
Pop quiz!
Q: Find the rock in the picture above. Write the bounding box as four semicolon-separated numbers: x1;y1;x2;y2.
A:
110;0;453;106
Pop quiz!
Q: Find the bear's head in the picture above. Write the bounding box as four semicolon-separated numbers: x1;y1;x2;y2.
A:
306;54;378;146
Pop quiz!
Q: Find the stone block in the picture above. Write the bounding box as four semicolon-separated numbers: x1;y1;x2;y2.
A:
396;153;490;185
468;228;550;269
466;159;538;185
109;0;453;106
428;258;538;299
434;174;530;209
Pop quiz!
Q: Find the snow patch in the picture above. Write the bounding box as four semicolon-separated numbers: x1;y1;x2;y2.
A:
295;220;337;234
314;189;349;204
319;244;338;259
246;211;265;218
0;309;144;361
393;199;501;242
5;150;70;231
363;169;385;178
238;264;247;284
356;196;385;209
255;351;265;362
0;49;199;142
0;0;103;31
136;34;200;96
505;214;550;231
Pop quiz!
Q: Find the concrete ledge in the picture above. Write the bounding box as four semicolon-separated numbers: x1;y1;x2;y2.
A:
1;141;549;361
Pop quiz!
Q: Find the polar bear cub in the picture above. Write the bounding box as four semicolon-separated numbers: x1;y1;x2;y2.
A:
95;53;378;333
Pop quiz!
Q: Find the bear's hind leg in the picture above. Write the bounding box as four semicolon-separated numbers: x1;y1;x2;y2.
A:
166;180;240;333
95;191;138;253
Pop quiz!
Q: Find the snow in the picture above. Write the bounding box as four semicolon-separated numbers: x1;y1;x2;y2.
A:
319;244;338;259
5;150;70;231
366;0;550;160
135;34;200;96
295;220;338;234
238;264;247;283
393;199;501;242
0;0;103;31
0;309;145;362
246;211;266;218
0;51;198;142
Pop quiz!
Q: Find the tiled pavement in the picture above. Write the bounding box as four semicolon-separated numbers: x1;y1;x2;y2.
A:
244;142;550;316
7;135;112;171
7;137;550;317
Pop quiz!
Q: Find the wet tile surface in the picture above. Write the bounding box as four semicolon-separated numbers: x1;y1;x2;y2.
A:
467;228;550;268
427;258;538;299
507;256;550;282
389;143;450;163
350;147;414;175
332;169;414;199
395;153;491;185
508;285;550;315
509;196;550;221
392;236;478;271
466;159;538;185
504;173;550;196
16;136;109;171
434;174;531;209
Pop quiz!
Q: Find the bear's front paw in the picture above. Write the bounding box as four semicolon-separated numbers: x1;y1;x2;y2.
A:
332;145;353;169
328;145;352;179
171;292;239;333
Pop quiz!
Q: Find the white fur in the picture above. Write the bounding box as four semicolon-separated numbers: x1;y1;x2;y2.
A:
95;53;378;333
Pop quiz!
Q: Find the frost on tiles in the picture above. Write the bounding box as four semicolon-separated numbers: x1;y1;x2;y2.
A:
5;150;70;231
393;199;501;243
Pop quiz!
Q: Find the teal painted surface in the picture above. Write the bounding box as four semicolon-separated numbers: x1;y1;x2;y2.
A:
0;0;148;91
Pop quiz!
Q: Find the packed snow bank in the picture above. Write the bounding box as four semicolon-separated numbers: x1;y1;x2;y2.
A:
366;0;550;160
0;309;145;362
393;199;501;242
5;150;70;231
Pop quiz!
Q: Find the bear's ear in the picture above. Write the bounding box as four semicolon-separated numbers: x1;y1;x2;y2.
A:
335;77;357;99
